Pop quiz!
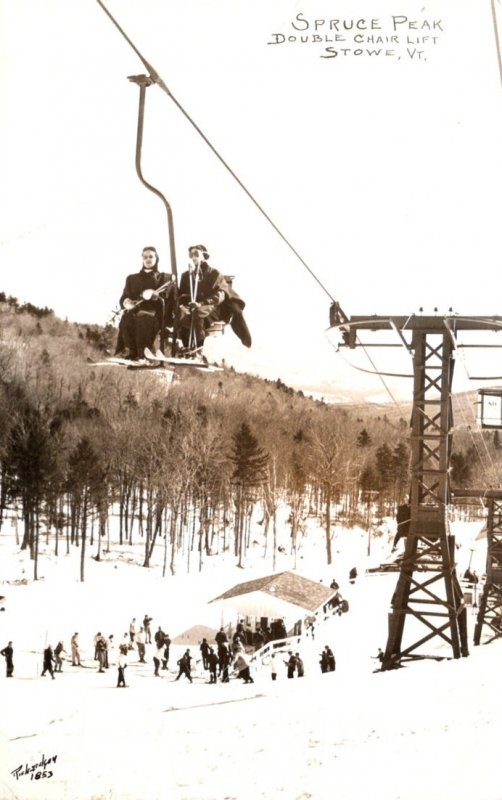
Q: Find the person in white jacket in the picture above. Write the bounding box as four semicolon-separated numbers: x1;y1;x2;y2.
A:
136;627;146;663
269;652;278;681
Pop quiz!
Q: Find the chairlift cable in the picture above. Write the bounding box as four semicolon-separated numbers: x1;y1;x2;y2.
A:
97;0;403;410
453;335;501;486
454;344;498;486
449;321;499;482
490;0;502;89
95;0;335;303
326;337;410;425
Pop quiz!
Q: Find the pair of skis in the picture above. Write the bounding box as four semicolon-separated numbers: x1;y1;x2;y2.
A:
144;348;224;372
87;349;222;372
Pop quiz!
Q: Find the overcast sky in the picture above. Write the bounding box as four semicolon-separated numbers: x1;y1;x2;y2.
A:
1;0;502;402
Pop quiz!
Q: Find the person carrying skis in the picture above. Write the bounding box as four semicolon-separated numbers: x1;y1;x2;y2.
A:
116;246;176;361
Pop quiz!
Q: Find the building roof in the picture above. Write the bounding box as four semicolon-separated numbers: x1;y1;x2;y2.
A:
210;571;336;615
171;625;220;645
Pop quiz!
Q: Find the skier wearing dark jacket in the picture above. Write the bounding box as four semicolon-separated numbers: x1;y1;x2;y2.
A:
200;638;211;670
0;642;13;677
175;650;193;683
207;648;219;683
162;635;171;670
178;245;251;349
215;628;228;647
42;645;56;679
116;246;176;360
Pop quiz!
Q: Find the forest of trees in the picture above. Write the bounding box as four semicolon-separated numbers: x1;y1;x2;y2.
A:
0;298;500;581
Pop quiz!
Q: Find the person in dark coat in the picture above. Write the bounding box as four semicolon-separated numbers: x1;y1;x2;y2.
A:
253;627;265;651
175;649;193;683
200;637;211;670
207;647;219;684
319;650;329;674
117;647;127;688
325;646;336;671
96;635;107;673
295;653;305;677
215;627;228;647
392;502;411;551
154;626;166;648
162;634;171;670
1;641;14;677
42;645;56;679
349;567;358;584
54;641;66;672
285;652;297;679
218;643;230;682
177;245;251;350
116;246;176;360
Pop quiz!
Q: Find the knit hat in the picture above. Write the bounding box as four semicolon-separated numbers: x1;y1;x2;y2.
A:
188;244;209;259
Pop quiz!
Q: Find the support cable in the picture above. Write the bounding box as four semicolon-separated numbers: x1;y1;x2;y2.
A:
95;0;334;302
490;0;502;89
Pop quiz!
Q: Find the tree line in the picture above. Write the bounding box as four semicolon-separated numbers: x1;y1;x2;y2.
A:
0;302;498;581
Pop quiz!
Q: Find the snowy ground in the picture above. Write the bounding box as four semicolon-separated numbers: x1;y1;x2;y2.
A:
0;511;497;800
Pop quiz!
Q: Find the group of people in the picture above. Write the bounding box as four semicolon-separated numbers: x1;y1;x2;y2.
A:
319;646;336;673
283;651;305;679
200;627;253;684
115;243;251;363
2;612;337;685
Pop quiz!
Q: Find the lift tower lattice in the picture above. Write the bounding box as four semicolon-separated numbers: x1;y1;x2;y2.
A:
328;308;502;669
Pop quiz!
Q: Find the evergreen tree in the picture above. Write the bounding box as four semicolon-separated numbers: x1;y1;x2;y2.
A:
357;428;372;448
231;423;269;567
231;423;269;486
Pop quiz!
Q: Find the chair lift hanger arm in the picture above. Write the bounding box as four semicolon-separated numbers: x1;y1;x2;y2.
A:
95;0;334;302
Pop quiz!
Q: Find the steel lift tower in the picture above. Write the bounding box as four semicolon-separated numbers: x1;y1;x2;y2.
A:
474;491;502;644
329;307;502;670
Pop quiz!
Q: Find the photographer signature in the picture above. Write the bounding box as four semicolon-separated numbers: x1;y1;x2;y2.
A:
11;754;57;781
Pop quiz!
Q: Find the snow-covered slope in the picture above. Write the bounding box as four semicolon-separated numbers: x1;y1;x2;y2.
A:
0;513;497;800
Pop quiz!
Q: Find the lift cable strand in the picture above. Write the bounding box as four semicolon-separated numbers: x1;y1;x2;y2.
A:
95;0;335;303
